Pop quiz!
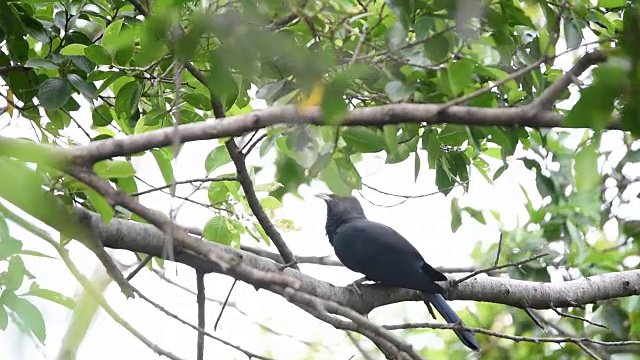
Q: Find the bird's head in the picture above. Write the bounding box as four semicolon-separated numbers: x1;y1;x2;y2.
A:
315;193;366;237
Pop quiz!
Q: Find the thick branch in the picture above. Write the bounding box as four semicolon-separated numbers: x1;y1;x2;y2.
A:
82;207;640;311
4;104;611;166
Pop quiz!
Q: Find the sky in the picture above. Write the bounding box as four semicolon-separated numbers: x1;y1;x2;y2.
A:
0;22;617;360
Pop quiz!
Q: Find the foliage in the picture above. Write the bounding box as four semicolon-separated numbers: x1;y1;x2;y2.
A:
1;0;640;359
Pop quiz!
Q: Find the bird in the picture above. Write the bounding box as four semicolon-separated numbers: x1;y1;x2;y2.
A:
315;193;480;351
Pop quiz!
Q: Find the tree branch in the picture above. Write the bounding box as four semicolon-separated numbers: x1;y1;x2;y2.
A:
532;50;609;110
74;206;640;311
0;104;616;167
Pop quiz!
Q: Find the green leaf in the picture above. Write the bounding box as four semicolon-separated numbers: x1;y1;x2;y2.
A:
60;43;87;56
414;152;421;182
450;198;462;232
23;58;58;70
448;60;475;96
320;160;353;196
598;0;625;7
151;149;174;185
439;126;466;148
37;78;72;110
203;216;235;245
208;50;238;111
0;237;22;260
424;35;450;63
435;158;455;195
208;182;229;204
3;293;46;343
259;196;281;211
0;305;7;330
385;81;408;102
84;44;112;65
6;256;26;291
342;127;386;153
383;125;399;153
114;80;142;119
101;20;123;51
85;188;114;223
252;223;270;245
563;18;583;50
254;182;283;192
464;207;486;225
26;283;76;309
94;160;136;179
95;72;124;97
204;145;232;174
336;157;362;190
116;176;138;194
114;43;135;66
92;104;113;127
67;74;97;100
574;141;600;192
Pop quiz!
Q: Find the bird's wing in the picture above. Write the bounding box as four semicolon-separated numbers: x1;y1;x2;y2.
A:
333;220;445;292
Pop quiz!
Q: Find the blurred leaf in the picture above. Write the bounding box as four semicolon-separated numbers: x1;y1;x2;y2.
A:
0;305;7;330
448;60;475;96
85;188;114;223
342;127;386;153
259;196;281;211
5;256;26;291
598;0;625;8
37;78;71;110
114;80;142;119
3;293;46;343
94;160;136;179
26;283;76;309
563;18;583;50
450;198;461;232
385;81;409;102
336;157;362;190
574;141;599;192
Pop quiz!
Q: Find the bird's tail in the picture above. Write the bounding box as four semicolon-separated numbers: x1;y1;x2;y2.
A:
421;292;480;351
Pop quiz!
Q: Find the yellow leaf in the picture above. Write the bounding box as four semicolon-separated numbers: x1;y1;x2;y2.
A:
7;89;13;118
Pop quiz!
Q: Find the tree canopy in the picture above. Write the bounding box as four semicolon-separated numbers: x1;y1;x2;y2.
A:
1;0;640;359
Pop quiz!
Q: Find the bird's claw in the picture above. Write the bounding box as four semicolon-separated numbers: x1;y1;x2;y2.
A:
348;276;368;296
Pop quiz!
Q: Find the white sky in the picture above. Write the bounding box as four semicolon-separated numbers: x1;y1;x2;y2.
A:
0;23;622;360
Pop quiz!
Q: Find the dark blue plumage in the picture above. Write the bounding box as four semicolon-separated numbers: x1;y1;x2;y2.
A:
316;193;480;351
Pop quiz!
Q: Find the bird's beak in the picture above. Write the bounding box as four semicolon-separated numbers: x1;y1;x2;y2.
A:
314;193;332;202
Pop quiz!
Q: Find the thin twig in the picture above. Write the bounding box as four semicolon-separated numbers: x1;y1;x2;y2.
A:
551;308;607;329
494;233;504;267
454;253;548;284
131;176;238;197
385;322;640;347
346;331;375;360
214;279;237;331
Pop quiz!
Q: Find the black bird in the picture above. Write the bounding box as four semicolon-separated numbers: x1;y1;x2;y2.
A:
315;193;480;351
